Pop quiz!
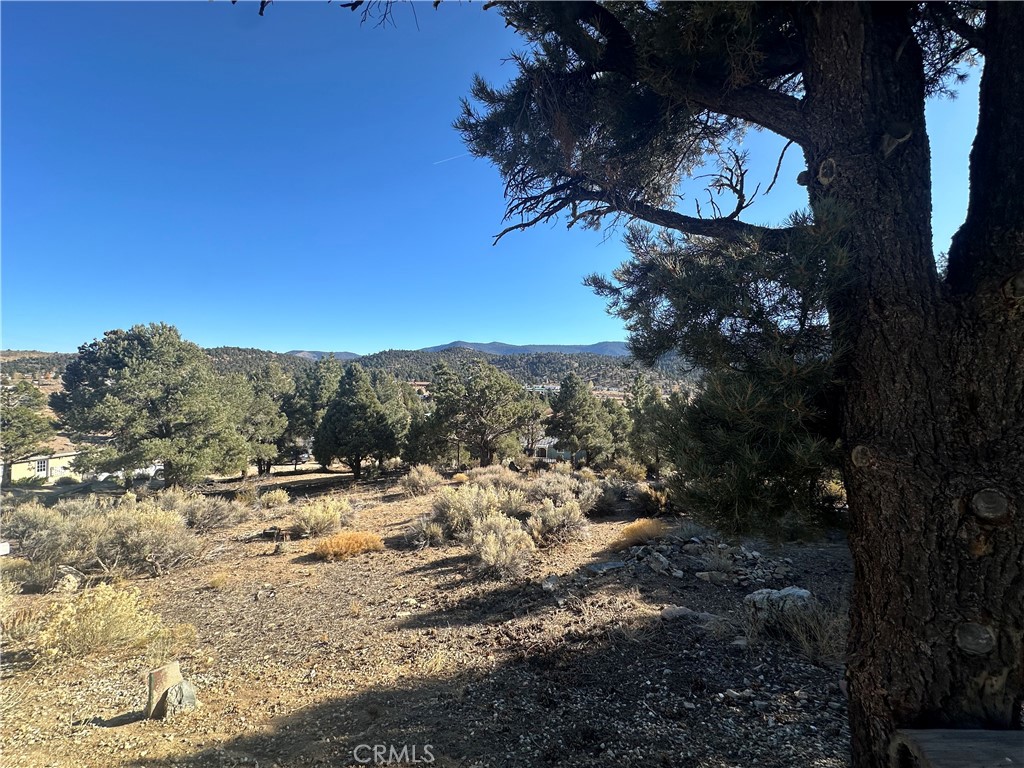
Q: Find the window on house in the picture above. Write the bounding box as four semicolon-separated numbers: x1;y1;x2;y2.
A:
35;459;48;475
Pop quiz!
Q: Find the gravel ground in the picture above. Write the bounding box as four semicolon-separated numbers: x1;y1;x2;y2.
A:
1;472;853;768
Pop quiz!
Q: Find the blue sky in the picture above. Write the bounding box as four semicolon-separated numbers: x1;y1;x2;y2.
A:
2;2;980;354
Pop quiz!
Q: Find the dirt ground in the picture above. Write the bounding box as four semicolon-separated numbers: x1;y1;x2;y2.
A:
1;471;853;768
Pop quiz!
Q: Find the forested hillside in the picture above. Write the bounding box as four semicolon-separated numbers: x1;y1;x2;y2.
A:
1;345;695;391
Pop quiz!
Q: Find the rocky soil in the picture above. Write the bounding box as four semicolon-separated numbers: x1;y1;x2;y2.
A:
1;472;853;768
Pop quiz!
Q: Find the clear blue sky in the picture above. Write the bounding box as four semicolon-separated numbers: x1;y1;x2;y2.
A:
1;2;980;354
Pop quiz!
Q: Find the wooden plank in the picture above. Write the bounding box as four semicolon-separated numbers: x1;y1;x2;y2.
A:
891;729;1024;767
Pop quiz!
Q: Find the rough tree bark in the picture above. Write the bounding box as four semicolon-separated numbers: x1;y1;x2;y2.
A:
799;5;1023;766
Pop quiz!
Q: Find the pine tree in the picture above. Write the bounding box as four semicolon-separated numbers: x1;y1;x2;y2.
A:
0;379;55;485
313;363;387;480
429;360;532;466
455;4;1024;761
370;370;412;468
51;323;243;486
546;373;612;467
626;373;666;473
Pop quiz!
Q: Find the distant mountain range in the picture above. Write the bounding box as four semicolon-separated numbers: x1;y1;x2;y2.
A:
419;340;630;357
3;341;692;392
285;350;361;362
286;340;629;361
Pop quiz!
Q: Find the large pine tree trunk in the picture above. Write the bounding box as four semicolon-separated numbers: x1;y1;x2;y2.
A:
801;5;1024;766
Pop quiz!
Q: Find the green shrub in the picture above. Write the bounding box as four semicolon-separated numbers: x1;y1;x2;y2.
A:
54;475;81;487
407;514;446;548
466;513;535;578
431;485;500;538
466;465;524;492
496;487;530;518
398;465;445;497
523;473;580;507
291;496;353;538
4;496;200;578
527;499;589;546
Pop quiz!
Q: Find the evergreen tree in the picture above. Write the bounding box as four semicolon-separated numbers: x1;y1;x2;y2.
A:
51;323;243;486
236;363;292;476
370;370;412;468
599;397;632;462
546;373;611;467
291;355;343;444
430;360;532;466
0;379;55;485
626;373;666;473
455;4;1023;760
313;363;387;480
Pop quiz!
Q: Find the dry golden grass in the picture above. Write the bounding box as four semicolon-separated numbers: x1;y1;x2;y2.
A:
609;518;673;550
451;472;469;484
313;531;385;561
206;571;231;590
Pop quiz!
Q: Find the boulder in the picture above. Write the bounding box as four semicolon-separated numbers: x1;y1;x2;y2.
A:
743;586;814;629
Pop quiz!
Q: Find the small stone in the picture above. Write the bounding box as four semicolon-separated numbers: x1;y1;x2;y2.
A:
541;575;559;592
647;552;671;573
696;571;732;586
587;561;627;575
164;681;197;718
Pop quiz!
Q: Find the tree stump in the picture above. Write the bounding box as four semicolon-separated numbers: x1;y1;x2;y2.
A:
890;729;1024;767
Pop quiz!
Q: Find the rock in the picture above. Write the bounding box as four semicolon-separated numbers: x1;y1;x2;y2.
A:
52;574;82;594
670;569;687;579
163;681;197;718
662;605;721;623
744;586;814;628
647;552;671;573
540;575;560;592
587;561;626;575
146;661;184;718
696;570;732;586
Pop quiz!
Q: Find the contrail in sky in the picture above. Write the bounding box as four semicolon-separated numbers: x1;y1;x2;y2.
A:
432;152;470;165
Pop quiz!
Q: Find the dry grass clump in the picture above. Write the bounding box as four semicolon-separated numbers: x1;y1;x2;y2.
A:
34;583;164;660
524;473;580;507
632;482;670;516
466;513;535;578
451;472;469;484
291;496;353;538
609;518;673;550
551;461;574;475
496;487;530;518
260;488;291;509
398;465;445;497
466;465;525;492
233;485;259;507
3;495;201;581
527;499;589;546
744;596;849;665
313;531;385;561
432;485;500;537
407;514;446;548
607;457;648;483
